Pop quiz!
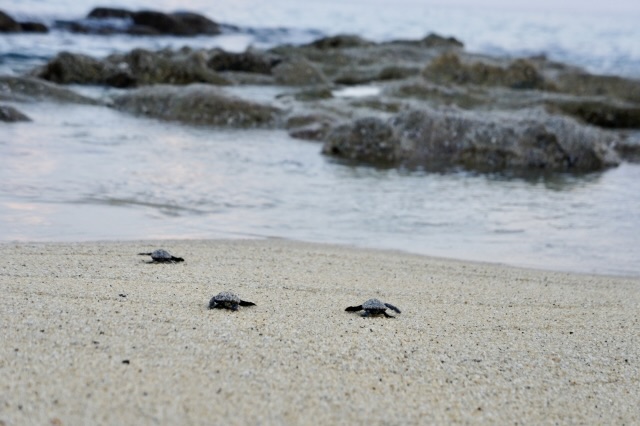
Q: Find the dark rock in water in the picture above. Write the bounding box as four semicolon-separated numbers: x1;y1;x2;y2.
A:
547;100;640;129
207;49;282;74
387;33;464;49
286;113;337;141
0;10;21;32
61;8;221;36
552;72;640;104
17;21;48;33
170;11;221;35
0;10;47;32
272;58;329;86
34;49;230;87
308;34;375;49
421;33;464;48
0;105;31;122
423;53;547;90
0;75;101;104
35;51;122;85
87;7;134;19
323;107;620;172
614;134;640;162
110;48;229;86
131;10;220;36
112;84;282;128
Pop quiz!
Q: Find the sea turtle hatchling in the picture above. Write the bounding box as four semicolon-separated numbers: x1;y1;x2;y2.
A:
209;291;256;311
138;249;184;263
345;298;401;318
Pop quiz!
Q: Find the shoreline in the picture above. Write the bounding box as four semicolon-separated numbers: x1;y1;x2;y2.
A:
2;239;639;424
3;236;638;279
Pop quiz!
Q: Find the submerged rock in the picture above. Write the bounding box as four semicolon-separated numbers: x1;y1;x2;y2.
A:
0;105;31;122
323;107;620;172
112;84;282;127
0;75;100;104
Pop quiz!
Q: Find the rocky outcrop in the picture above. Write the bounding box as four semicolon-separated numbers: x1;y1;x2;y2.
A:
0;10;20;32
0;75;100;104
307;35;375;49
207;49;282;74
546;100;640;129
112;84;282;127
57;7;220;36
132;10;220;36
323;108;620;172
34;49;231;87
13;26;640;171
423;53;548;90
286;113;338;141
35;52;124;85
272;58;329;86
0;9;48;32
0;105;31;122
87;7;132;19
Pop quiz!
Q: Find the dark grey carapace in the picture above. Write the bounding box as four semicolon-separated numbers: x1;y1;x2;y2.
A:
345;298;401;318
138;249;184;263
209;291;256;311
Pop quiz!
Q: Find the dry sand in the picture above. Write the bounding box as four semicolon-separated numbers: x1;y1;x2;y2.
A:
1;239;638;425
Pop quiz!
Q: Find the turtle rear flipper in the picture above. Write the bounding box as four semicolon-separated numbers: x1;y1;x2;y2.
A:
345;305;363;312
239;300;256;307
384;303;401;314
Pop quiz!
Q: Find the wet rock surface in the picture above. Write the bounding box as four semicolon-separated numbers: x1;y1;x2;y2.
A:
55;7;222;36
0;75;101;104
6;28;640;171
112;84;282;128
322;108;621;172
0;9;48;33
0;104;31;122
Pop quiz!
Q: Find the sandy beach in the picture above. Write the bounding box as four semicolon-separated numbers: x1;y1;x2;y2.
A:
1;239;638;425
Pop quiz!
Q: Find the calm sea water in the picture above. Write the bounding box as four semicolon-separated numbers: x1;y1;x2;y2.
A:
1;0;639;276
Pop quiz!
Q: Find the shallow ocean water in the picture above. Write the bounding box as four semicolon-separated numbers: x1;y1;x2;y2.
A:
1;0;640;276
1;99;639;276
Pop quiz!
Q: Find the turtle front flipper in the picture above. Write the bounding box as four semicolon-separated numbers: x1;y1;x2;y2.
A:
138;252;152;256
384;303;401;313
345;305;363;312
383;311;396;318
171;256;185;263
239;300;256;307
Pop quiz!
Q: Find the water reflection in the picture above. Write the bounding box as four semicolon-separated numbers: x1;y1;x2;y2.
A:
0;101;638;276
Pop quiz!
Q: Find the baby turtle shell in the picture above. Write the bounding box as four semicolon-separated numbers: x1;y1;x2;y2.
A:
345;298;401;318
138;249;184;263
209;291;256;311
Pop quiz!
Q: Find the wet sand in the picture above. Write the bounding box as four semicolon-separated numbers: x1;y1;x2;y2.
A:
1;239;638;424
